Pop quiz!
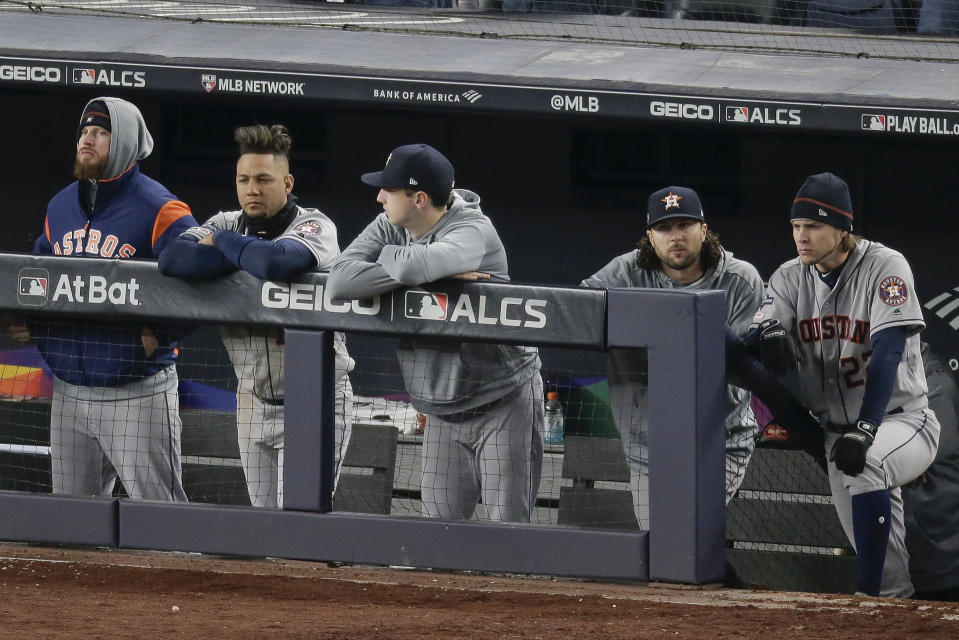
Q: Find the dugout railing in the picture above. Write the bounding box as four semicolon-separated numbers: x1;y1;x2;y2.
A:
0;253;726;585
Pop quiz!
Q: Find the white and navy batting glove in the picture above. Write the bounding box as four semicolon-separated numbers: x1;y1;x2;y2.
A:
755;319;798;377
829;420;878;476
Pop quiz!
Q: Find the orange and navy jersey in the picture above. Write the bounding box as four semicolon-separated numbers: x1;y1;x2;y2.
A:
30;164;197;387
35;163;196;259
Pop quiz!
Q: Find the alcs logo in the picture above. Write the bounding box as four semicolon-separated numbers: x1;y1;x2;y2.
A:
72;68;146;88
404;291;547;328
725;106;801;126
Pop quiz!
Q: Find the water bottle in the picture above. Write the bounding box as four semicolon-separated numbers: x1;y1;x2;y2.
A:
544;391;565;445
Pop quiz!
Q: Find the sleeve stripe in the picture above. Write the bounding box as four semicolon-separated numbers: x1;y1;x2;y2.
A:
152;200;193;248
44;216;51;243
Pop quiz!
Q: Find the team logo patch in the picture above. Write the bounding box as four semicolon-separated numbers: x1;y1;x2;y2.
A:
753;311;765;321
661;192;683;210
405;291;447;321
878;276;908;306
201;74;217;92
293;220;322;236
17;268;49;307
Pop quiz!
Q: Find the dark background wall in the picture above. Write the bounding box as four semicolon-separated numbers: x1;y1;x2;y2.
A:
4;85;958;372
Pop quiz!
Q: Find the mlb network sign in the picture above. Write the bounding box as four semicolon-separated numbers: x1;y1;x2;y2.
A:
404;291;547;328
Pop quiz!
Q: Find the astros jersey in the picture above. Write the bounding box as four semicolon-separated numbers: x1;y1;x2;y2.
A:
181;205;340;269
180;205;351;403
37;164;194;260
757;240;929;427
33;163;196;387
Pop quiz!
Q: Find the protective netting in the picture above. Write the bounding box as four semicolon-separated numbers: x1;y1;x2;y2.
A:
4;314;954;595
0;323;742;530
0;0;956;61
0;322;629;526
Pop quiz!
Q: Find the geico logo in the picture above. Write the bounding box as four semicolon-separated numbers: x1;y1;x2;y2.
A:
51;274;140;306
649;101;714;120
261;282;380;315
446;295;547;329
0;65;61;82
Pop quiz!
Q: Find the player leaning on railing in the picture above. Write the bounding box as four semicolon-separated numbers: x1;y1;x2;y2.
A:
581;186;763;529
158;123;354;509
327;144;544;523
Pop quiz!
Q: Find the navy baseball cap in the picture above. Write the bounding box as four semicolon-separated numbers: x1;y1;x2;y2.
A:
646;186;705;228
77;100;111;140
790;172;854;232
361;144;454;199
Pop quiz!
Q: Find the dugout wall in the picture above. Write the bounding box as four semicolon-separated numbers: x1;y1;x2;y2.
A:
0;254;726;584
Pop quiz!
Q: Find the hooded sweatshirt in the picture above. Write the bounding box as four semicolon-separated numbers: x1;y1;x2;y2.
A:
328;189;540;415
582;247;763;493
32;97;197;389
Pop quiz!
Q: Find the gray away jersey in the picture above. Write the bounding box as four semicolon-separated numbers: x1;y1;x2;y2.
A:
757;240;929;427
182;206;352;402
182;205;340;268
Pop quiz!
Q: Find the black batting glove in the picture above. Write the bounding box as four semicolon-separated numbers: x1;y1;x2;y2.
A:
755;319;798;377
829;420;878;476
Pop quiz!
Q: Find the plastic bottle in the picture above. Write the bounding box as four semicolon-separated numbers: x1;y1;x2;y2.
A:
544;391;565;445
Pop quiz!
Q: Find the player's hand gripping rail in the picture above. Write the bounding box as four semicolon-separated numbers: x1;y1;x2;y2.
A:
743;319;798;377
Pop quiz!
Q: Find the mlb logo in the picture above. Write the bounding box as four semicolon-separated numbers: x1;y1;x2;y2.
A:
726;106;749;122
201;74;217;93
861;114;885;131
17;268;50;307
72;68;96;85
19;276;46;296
405;291;448;321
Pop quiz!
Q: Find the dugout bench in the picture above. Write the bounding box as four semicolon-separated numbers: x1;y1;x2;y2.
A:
0;400;399;515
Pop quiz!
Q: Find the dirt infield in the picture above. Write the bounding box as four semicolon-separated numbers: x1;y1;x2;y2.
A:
1;543;958;639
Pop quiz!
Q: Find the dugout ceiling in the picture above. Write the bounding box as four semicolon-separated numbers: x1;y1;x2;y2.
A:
1;9;959;137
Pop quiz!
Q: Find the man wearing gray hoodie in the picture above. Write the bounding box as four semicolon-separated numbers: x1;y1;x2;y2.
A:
327;144;544;522
582;186;763;528
28;97;198;501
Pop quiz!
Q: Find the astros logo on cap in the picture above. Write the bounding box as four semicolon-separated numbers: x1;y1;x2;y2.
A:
661;192;683;210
